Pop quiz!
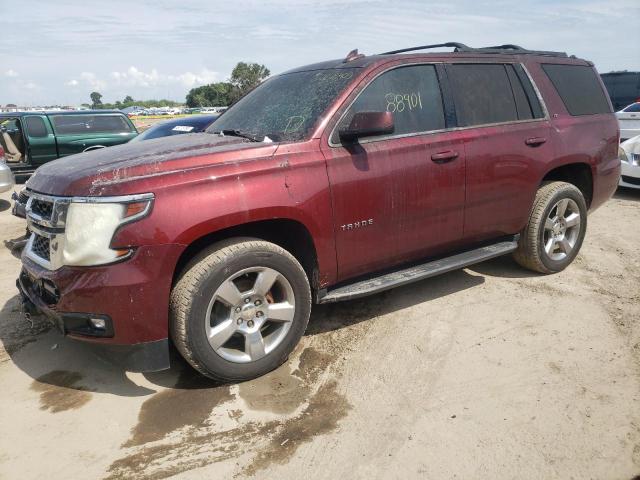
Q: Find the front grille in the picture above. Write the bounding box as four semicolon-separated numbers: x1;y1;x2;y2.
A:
18;190;30;204
31;198;54;220
31;234;50;261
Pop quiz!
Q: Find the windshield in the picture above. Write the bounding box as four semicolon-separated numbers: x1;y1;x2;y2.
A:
131;116;217;142
207;68;358;142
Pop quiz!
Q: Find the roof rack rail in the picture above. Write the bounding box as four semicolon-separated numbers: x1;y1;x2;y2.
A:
381;42;567;58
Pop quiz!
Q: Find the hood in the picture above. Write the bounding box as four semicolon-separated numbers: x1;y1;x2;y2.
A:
27;133;277;196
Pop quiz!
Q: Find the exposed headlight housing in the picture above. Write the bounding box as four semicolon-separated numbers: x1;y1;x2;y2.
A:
25;193;153;270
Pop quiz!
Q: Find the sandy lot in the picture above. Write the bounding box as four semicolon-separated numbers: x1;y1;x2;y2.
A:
0;186;639;480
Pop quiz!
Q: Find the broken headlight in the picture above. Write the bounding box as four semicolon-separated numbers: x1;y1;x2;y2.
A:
61;194;153;267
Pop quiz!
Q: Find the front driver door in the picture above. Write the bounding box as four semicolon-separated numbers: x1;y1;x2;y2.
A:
321;63;466;282
23;115;58;165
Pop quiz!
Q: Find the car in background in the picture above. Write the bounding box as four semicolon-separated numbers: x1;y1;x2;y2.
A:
616;102;640;141
601;71;640;111
0;110;138;177
129;114;219;142
619;134;640;189
0;145;16;193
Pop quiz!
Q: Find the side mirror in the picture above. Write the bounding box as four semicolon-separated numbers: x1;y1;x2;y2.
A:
338;111;394;141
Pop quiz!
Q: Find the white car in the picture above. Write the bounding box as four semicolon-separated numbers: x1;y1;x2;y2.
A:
619;135;640;189
0;145;16;193
616;102;640;141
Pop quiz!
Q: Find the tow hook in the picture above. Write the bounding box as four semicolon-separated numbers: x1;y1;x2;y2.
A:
20;297;37;328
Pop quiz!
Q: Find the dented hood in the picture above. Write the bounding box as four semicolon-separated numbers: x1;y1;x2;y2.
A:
27;133;276;196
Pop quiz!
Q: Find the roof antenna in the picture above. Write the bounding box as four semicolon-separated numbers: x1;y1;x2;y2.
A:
343;49;365;63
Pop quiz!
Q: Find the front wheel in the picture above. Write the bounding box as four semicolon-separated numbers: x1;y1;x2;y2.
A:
170;238;311;382
513;181;587;274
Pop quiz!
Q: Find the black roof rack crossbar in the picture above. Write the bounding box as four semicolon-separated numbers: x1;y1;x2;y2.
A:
381;42;471;55
381;42;567;58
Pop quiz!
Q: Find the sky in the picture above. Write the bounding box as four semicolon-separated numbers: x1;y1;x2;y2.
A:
1;0;639;106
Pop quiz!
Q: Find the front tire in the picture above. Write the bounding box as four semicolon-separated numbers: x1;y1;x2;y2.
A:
170;238;311;382
514;181;587;274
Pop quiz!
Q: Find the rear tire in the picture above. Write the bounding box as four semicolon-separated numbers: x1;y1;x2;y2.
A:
170;238;311;382
513;181;587;274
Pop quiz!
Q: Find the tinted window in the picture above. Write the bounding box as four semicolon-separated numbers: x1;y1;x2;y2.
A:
623;103;640;112
600;72;640;111
24;116;48;137
334;65;445;142
542;64;612;116
448;64;519;126
52;115;134;134
512;64;545;119
209;69;357;142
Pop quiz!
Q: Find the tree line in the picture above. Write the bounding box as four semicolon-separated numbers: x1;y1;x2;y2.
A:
89;62;270;109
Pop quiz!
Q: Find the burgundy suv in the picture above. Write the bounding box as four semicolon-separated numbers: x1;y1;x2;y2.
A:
17;43;620;381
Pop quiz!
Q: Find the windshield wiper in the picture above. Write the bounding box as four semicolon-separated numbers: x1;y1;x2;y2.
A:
213;129;263;143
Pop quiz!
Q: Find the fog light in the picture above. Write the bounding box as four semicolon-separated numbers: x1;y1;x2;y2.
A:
90;318;107;330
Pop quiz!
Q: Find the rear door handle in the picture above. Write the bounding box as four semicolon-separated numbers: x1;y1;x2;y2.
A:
431;150;459;163
525;137;547;147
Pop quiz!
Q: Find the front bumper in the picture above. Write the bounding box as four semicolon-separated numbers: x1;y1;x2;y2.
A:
17;243;184;372
620;160;640;189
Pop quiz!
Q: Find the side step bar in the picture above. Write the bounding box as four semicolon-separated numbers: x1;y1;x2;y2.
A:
317;237;519;303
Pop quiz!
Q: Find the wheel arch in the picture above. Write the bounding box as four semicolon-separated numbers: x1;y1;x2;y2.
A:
172;217;321;291
540;162;593;208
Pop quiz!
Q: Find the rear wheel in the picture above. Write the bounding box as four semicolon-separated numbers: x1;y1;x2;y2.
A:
514;181;587;273
170;238;311;381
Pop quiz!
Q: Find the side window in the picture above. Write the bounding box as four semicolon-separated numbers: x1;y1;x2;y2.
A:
505;65;545;120
24;116;49;138
542;64;612;116
333;64;445;143
52;115;134;134
624;103;640;112
448;64;519;126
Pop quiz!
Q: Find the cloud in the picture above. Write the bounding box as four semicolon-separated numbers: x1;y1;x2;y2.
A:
79;72;106;91
4;69;18;77
65;79;79;87
24;82;39;90
110;66;218;88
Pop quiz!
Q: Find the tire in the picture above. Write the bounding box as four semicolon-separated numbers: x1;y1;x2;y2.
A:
170;238;311;382
513;181;587;274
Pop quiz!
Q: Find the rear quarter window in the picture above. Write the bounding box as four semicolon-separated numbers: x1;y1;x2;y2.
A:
542;64;612;116
51;115;134;134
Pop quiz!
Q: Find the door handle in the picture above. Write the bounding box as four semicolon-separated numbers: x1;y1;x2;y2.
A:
431;150;459;163
525;137;546;147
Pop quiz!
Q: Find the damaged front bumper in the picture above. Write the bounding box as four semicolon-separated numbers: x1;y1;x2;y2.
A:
16;244;183;372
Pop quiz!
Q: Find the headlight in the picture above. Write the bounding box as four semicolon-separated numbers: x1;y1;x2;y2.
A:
63;202;128;266
619;146;630;163
61;196;152;267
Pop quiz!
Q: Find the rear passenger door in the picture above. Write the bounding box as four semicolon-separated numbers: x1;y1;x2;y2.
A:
445;63;552;242
322;63;466;281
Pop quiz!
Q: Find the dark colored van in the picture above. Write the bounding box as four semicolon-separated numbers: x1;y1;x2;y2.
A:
17;43;620;381
601;71;640;111
0;110;138;176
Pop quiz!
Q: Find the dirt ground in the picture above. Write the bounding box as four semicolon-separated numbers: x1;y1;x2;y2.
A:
0;186;639;480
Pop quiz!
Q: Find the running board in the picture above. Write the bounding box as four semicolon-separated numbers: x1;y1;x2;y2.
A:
318;237;519;303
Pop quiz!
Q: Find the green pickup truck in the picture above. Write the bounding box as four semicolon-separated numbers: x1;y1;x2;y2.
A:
0;110;138;176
